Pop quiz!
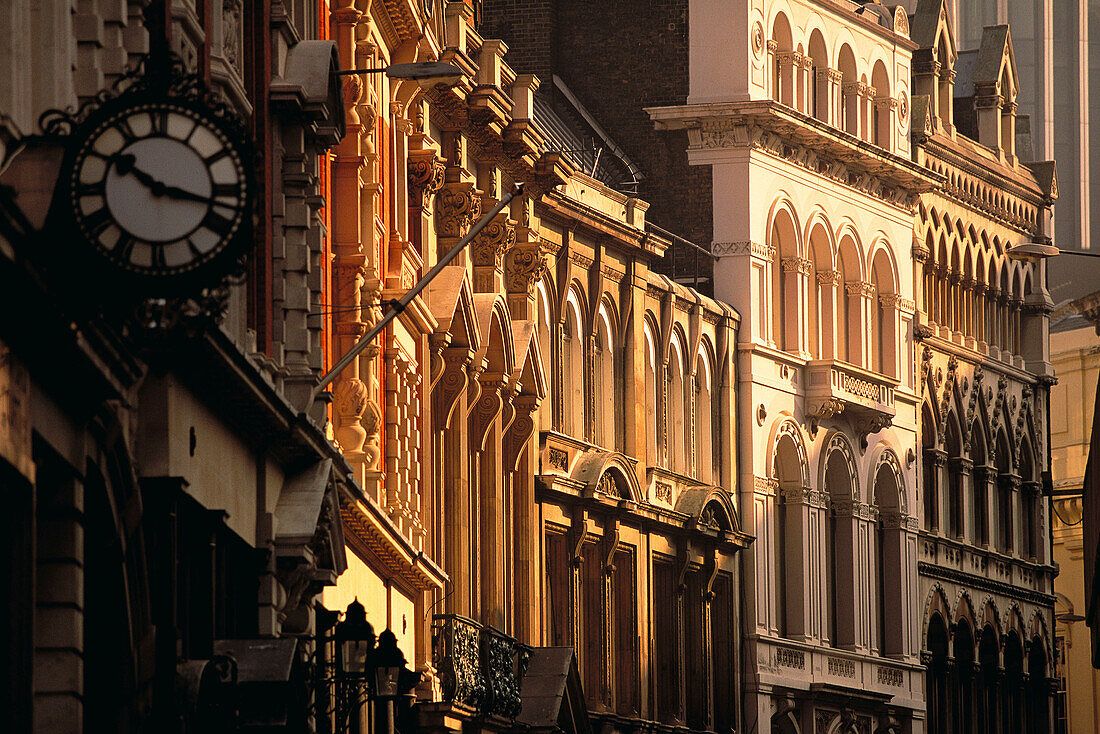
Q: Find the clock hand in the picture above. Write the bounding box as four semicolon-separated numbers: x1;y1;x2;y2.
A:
112;153;231;206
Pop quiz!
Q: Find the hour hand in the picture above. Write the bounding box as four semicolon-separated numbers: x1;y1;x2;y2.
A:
157;182;224;205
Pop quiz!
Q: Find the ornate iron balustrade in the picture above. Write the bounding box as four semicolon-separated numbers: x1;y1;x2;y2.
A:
432;614;532;719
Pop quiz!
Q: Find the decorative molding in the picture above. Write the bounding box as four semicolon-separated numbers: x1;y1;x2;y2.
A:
712;240;775;259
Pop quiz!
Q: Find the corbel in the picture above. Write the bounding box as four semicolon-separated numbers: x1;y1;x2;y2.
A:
675;546;692;595
570;509;589;569
703;549;720;602
602;518;620;576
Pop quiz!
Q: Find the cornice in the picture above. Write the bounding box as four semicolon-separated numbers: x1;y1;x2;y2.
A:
649;100;939;210
917;561;1056;608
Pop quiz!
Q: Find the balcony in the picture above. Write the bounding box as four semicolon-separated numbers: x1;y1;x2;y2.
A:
805;360;897;445
432;614;532;719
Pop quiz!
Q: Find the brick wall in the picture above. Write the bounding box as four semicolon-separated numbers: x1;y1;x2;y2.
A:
481;0;713;289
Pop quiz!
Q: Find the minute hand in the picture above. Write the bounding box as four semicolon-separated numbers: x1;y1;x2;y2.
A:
121;156;221;205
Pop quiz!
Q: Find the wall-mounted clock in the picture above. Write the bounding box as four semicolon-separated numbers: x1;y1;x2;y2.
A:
63;98;252;290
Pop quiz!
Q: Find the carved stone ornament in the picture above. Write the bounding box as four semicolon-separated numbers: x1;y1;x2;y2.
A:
471;211;517;269
408;150;446;208
505;239;554;293
751;21;765;58
436;181;482;240
333;378;369;452
807;397;845;437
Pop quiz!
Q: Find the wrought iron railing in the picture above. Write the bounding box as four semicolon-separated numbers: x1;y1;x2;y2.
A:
432;614;532;719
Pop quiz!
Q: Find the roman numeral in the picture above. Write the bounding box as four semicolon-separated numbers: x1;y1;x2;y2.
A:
77;180;105;197
201;209;235;237
212;183;239;199
114;233;136;261
83;207;113;237
204;148;231;165
150;109;170;135
186;239;204;259
149;245;166;269
116;117;137;142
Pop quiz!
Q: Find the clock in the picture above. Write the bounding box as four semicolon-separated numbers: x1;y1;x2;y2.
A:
65;99;250;285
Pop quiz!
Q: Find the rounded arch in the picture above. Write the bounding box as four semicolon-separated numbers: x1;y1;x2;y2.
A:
570;451;644;503
768;417;809;488
676;486;742;534
766;197;803;257
770;8;794;50
869;445;907;511
821;431;859;500
834;225;865;281
868;239;899;294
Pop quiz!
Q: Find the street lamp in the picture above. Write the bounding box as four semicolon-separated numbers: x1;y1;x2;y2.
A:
334;61;464;86
1006;239;1100;263
334;599;375;679
325;600;419;734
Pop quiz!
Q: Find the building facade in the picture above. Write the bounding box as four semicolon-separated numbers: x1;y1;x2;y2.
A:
319;4;751;734
0;1;350;732
1048;287;1100;733
488;0;1060;732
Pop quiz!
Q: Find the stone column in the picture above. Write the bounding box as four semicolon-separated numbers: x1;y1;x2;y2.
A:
829;496;864;651
776;51;801;108
949;457;972;541
873;95;896;150
781;256;812;355
815;270;840;359
842;81;863;135
779;483;821;642
973;465;995;548
975;85;1003;153
816;67;843;123
845;280;875;368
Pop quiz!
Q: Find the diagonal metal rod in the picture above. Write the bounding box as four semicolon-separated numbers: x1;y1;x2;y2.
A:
307;182;524;412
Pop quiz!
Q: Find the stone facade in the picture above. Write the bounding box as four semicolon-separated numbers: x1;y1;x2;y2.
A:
0;1;348;732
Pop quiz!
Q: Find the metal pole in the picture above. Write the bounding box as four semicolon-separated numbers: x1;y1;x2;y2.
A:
307;182;524;411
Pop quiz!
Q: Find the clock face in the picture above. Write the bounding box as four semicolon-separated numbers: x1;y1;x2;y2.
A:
68;102;248;278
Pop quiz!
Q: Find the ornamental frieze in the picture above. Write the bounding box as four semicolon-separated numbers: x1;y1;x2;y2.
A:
712;240;775;260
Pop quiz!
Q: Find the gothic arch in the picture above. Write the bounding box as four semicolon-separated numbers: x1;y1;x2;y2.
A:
953;590;979;635
473;292;517;376
923;584;953;648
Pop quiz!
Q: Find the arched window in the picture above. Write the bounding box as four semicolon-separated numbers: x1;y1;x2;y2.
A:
773;430;804;638
871;60;891;150
644;321;658;465
1020;439;1036;560
1028;636;1050;733
927;614;951;733
970;421;990;546
953;620;976;734
873;458;904;656
838;44;858;135
595;303;617;450
824;443;856;648
870;248;897;377
996;430;1014;553
808;30;828;121
1004;632;1024;732
563;293;585;438
695;346;714;482
922;405;940;532
979;625;1000;731
837;236;860;363
537;283;554;432
808;223;832;359
771;13;793;104
770;209;800;352
945;415;964;539
668;333;687;473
